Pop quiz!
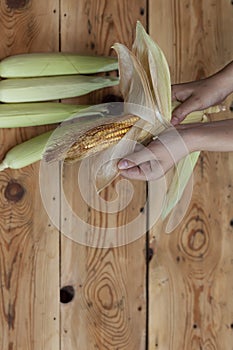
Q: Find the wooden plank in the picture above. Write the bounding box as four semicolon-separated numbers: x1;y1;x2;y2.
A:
149;1;233;349
0;1;60;349
60;1;148;349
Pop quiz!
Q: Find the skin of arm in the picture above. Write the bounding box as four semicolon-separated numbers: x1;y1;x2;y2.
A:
118;119;233;181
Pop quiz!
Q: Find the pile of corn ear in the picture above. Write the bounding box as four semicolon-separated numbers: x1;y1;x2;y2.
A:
0;23;222;219
0;52;119;169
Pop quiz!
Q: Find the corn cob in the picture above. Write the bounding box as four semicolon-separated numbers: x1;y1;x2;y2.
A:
0;102;89;127
0;75;119;103
0;115;139;171
0;53;118;78
65;115;139;162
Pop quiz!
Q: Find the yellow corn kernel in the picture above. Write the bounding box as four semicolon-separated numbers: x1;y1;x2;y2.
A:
65;115;139;162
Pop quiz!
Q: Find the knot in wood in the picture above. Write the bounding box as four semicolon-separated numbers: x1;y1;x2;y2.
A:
6;0;29;10
179;216;209;260
4;181;25;202
60;285;75;304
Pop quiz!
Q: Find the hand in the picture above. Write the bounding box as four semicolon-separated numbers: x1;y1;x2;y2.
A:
171;61;233;125
118;127;192;181
118;119;233;181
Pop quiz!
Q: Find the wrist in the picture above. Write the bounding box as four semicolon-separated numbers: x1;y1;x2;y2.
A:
179;127;202;153
212;61;233;97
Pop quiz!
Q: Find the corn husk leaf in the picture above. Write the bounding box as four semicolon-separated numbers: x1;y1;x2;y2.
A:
93;22;172;193
133;21;172;121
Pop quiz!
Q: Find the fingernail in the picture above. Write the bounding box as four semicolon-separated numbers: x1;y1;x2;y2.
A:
118;159;129;169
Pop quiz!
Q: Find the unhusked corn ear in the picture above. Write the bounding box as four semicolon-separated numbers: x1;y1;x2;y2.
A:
0;75;119;103
65;115;139;162
0;53;118;78
0;130;53;171
0;102;89;127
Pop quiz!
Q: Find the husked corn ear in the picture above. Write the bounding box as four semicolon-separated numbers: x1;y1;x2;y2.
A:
65;115;139;162
0;102;88;127
0;131;53;171
0;115;139;171
0;53;118;78
0;75;119;103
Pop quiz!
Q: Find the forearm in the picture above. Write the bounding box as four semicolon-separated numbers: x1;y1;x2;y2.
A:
183;119;233;153
211;60;233;96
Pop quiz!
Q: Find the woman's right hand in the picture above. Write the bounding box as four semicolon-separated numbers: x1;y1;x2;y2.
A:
171;60;233;125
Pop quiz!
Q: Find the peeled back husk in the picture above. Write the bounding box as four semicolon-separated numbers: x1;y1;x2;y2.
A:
89;22;222;219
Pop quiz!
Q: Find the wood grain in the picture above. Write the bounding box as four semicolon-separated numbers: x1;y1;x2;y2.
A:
149;1;233;349
0;1;60;349
60;1;148;349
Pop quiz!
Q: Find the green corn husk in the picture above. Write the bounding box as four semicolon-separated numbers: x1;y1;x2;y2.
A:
0;131;53;171
0;75;119;103
0;53;118;78
0;102;89;127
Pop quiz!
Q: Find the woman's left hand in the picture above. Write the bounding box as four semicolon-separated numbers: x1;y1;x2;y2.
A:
118;127;193;181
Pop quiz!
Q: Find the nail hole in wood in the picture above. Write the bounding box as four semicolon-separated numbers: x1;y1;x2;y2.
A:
4;181;25;202
138;306;142;311
87;19;92;34
60;286;75;304
231;323;233;329
230;219;233;227
140;7;145;15
148;247;154;262
193;324;197;329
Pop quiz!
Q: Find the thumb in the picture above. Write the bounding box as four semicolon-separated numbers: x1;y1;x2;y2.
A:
171;96;200;125
118;147;155;169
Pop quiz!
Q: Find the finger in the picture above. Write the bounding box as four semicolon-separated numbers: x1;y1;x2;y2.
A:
120;159;164;181
175;122;203;130
171;96;203;125
120;166;147;180
171;83;193;101
118;147;156;170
